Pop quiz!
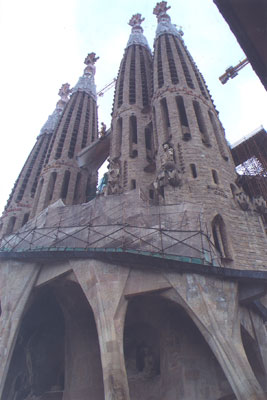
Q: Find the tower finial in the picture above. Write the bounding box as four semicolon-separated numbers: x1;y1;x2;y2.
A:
126;13;150;51
83;52;99;77
128;13;145;32
153;1;171;20
57;83;71;110
153;1;180;39
72;52;98;99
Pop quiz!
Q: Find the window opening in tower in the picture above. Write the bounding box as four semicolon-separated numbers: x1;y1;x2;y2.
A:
165;35;179;84
61;170;71;200
139;46;149;107
81;97;91;149
68;93;85;158
160;97;171;141
173;37;194;89
157;36;164;88
192;101;210;146
129;45;136;104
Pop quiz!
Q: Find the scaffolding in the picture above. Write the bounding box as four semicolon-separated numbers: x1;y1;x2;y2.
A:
0;196;222;268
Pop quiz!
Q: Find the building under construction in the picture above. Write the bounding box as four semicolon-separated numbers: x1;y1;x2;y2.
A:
0;2;267;400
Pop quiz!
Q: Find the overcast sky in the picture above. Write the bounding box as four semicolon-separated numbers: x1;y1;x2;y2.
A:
0;0;266;213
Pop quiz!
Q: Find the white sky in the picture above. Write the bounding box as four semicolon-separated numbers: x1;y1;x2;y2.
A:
0;0;266;214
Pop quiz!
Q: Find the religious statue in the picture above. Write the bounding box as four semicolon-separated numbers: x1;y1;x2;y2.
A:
99;122;107;138
235;191;250;211
154;143;182;196
252;195;267;214
107;158;122;195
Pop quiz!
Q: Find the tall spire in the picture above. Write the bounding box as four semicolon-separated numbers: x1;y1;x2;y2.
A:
72;52;99;100
153;1;181;38
127;14;150;51
39;83;71;136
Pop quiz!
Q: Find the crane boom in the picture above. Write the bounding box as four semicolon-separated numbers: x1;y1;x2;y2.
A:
97;78;117;97
219;58;249;84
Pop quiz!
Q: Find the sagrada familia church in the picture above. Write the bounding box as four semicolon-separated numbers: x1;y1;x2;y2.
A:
0;2;266;399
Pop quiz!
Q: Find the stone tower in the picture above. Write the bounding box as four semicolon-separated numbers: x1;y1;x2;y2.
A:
0;84;70;237
108;14;154;195
0;3;267;400
33;53;99;216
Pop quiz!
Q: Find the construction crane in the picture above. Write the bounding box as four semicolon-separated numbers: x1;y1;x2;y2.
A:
97;78;117;97
219;58;249;84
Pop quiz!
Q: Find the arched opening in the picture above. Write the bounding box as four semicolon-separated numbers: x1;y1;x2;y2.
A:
2;286;65;400
160;97;171;141
124;295;233;400
129;115;138;158
6;216;16;235
22;213;29;227
44;171;57;208
212;169;219;184
60;170;71;201
193;101;210;146
212;215;232;260
241;325;267;392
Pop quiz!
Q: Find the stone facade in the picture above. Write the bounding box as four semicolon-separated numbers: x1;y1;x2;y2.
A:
0;2;267;400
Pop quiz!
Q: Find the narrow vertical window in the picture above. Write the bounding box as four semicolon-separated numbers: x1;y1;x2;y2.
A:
81;97;91;149
153;107;158;149
157;36;164;88
68;93;84;158
22;213;29;227
160;97;170;141
55;95;78;160
129;45;136;104
176;96;191;141
73;172;81;203
212;215;232;260
114;118;123;158
131;179;136;190
208;111;228;160
31;178;44;217
173;37;194;89
190;164;197;178
212;169;219;184
44;171;57;208
193;101;210;146
129;115;138;158
139;46;149;107
117;49;128;108
6;216;16;235
165;35;179;84
61;170;71;200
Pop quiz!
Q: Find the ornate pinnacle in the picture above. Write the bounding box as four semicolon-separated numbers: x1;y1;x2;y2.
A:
84;52;99;66
153;1;171;19
128;13;145;28
58;83;71;101
56;83;71;110
83;52;99;78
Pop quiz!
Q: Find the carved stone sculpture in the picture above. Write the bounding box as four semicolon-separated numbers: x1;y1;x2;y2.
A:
235;191;250;211
252;196;267;214
154;143;182;196
107;158;122;195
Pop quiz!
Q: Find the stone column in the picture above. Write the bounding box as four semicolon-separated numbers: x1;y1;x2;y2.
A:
73;259;131;400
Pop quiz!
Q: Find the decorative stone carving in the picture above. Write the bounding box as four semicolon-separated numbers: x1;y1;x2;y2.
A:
154;143;182;195
252;196;267;214
99;122;107;138
235;191;250;211
58;83;71;104
153;1;180;39
107;158;122;195
127;14;150;50
84;52;99;77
